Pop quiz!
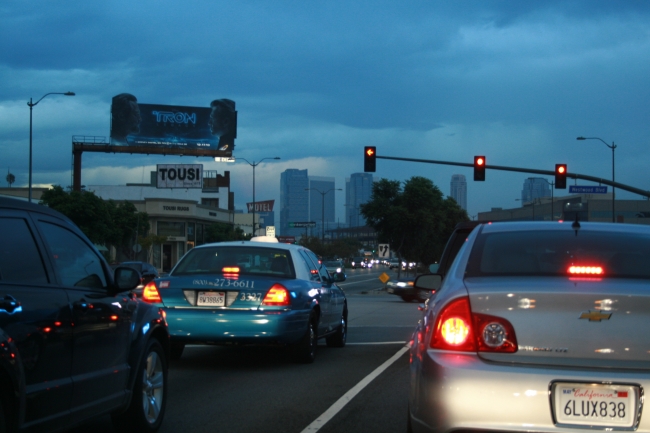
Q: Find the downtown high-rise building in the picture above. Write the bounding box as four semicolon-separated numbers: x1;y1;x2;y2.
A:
308;176;337;238
522;177;551;203
450;174;467;211
280;169;309;237
346;173;373;227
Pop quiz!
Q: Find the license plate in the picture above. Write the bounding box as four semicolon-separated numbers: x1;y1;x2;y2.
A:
197;291;226;306
553;382;638;428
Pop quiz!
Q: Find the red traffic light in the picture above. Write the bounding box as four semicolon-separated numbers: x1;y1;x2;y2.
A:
555;164;567;189
474;156;486;181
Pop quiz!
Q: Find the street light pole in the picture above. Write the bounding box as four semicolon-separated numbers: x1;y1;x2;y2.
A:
577;136;617;223
305;187;342;242
28;91;75;202
239;157;280;236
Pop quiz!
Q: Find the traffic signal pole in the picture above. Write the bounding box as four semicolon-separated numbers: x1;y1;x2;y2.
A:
375;154;650;199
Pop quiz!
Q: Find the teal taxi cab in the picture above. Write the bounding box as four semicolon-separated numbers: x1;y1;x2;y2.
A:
141;237;347;363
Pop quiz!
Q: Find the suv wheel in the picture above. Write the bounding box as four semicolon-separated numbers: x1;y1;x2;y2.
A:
112;339;167;432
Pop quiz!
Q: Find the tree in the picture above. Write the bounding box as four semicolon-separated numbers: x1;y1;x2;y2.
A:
138;234;169;261
40;186;150;258
360;176;469;272
205;222;247;243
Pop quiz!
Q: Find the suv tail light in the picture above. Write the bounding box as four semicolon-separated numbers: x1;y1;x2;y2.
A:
142;281;162;303
430;297;517;353
261;284;291;306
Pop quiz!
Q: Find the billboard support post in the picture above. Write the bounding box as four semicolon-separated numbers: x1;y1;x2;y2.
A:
239;157;280;236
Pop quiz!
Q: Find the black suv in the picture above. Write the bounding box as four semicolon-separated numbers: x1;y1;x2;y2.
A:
0;197;169;432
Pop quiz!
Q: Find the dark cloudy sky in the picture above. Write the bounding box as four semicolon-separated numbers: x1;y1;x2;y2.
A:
2;0;649;220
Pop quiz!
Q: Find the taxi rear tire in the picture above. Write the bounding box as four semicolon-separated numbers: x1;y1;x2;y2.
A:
326;308;347;348
293;313;317;364
112;339;167;432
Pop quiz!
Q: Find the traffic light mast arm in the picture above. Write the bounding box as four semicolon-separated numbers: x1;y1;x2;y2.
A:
374;154;650;198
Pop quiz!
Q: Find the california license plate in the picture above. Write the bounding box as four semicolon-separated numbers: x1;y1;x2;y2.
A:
553;382;638;428
197;291;226;306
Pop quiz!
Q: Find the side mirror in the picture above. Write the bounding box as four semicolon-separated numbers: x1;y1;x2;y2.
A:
331;272;347;282
414;274;442;291
114;266;142;291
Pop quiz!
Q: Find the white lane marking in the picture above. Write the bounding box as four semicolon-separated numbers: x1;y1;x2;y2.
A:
336;278;380;286
300;345;409;433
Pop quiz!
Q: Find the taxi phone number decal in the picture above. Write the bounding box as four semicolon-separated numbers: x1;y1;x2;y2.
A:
193;279;255;289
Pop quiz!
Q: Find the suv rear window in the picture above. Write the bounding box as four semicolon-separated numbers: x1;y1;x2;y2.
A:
172;246;295;279
466;230;650;279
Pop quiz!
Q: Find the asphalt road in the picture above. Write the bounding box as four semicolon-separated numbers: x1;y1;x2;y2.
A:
69;266;422;433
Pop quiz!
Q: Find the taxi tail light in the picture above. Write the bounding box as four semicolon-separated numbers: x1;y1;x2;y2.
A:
142;281;162;303
261;284;291;306
430;297;517;353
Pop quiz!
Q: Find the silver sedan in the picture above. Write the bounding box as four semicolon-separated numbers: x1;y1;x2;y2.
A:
408;221;650;433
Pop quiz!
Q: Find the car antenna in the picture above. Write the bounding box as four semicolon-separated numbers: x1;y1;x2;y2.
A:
571;214;581;236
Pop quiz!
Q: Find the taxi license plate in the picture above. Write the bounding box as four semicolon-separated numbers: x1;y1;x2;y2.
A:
553;382;638;428
197;291;226;306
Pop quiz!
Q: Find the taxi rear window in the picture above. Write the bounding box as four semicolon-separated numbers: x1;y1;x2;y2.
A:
172;246;295;278
466;230;650;279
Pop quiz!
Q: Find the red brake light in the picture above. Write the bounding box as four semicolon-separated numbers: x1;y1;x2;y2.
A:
142;281;162;303
222;266;240;273
568;265;603;275
261;284;291;306
431;297;476;351
430;297;517;353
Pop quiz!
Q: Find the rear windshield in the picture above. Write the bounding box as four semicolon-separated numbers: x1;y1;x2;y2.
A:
172;246;295;279
466;230;650;279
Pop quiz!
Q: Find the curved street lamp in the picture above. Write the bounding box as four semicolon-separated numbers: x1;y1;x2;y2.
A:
577;136;617;223
28;91;75;202
239;157;280;236
305;187;342;242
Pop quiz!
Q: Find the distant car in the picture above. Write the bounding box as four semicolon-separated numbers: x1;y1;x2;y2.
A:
113;261;159;296
324;260;345;276
0;197;169;433
408;221;650;433
388;259;400;269
141;237;348;363
351;257;366;269
385;277;431;302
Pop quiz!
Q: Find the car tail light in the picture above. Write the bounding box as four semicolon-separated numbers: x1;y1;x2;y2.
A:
142;281;162;303
261;284;291;306
430;297;517;353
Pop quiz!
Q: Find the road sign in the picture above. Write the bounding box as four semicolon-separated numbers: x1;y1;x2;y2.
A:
214;157;236;162
569;185;608;194
288;222;316;228
379;272;390;284
266;226;275;237
378;244;390;259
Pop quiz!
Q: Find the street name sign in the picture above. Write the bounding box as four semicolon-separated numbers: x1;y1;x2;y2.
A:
288;222;316;228
569;186;608;194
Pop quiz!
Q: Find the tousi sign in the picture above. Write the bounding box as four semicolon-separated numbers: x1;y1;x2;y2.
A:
157;164;203;188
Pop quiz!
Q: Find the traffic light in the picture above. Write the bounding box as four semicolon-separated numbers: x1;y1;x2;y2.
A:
473;156;486;181
364;146;376;172
555;164;567;189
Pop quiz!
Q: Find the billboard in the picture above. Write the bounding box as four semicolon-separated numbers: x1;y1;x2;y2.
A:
110;94;237;154
157;164;203;189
